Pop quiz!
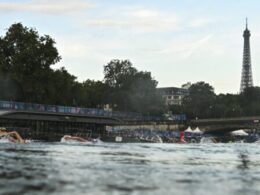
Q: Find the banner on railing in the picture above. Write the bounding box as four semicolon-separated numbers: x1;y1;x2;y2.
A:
0;100;186;121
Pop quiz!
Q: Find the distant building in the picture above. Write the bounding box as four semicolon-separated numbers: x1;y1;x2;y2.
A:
157;86;189;106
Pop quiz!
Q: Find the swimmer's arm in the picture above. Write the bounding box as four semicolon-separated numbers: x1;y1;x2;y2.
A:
8;131;25;144
72;137;88;142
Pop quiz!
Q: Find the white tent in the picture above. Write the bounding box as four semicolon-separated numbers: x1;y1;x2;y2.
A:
231;130;248;136
193;127;202;134
184;126;193;133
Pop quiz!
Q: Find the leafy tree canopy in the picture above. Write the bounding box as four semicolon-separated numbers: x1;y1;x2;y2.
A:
0;23;60;73
103;59;165;114
104;59;137;88
182;81;216;118
0;23;61;102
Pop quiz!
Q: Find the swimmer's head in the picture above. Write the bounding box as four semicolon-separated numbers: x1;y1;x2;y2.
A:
0;127;7;132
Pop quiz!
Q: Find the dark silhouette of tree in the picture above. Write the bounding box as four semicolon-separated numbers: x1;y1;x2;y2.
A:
240;87;260;116
104;59;165;114
0;23;60;102
182;81;216;118
80;80;110;108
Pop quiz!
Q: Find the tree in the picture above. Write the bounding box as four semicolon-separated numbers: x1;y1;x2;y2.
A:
0;75;19;100
214;94;242;117
0;23;61;102
183;82;216;119
46;67;78;105
80;80;110;108
240;87;260;116
103;59;165;114
104;60;137;88
128;71;164;114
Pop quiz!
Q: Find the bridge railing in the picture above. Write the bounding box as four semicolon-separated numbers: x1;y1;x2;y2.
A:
0;100;186;122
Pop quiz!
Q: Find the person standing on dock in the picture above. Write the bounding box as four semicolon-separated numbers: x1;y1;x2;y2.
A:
180;131;186;143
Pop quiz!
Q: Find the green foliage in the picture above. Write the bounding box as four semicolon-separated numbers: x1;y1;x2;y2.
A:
0;23;61;102
215;94;242;117
104;60;165;114
0;75;19;100
240;87;260;116
182;82;216;118
172;82;260;119
104;60;137;88
80;80;110;108
168;105;185;115
46;67;78;105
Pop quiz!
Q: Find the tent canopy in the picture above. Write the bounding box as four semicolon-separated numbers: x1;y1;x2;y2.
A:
231;130;248;136
184;126;193;133
193;127;202;133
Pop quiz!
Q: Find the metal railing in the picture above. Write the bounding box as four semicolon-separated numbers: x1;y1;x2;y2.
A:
0;100;186;121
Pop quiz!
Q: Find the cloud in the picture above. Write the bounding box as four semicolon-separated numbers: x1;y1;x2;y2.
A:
190;18;212;28
131;9;159;18
0;0;94;14
86;18;177;29
56;38;120;60
148;34;213;58
57;41;89;58
85;8;178;33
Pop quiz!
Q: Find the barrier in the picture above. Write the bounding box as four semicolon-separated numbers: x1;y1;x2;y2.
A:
0;100;186;121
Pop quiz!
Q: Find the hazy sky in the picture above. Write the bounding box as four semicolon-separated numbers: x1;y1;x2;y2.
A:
0;0;259;94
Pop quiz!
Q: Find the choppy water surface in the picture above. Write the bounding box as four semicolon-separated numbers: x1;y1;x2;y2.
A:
1;143;260;195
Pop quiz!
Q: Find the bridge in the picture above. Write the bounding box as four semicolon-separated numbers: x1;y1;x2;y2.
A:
1;100;259;140
0;100;185;140
188;117;260;134
0;101;123;140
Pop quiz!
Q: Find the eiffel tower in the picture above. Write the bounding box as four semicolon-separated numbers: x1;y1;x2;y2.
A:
240;18;253;93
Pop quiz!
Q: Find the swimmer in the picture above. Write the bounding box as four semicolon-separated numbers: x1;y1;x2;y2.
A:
61;135;90;143
0;127;25;144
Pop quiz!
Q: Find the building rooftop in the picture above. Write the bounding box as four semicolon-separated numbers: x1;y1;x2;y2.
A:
157;87;189;95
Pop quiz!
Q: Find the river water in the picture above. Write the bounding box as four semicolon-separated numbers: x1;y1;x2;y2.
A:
1;142;260;195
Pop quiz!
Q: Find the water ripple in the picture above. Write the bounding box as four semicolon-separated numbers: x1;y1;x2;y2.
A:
1;143;260;195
